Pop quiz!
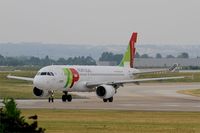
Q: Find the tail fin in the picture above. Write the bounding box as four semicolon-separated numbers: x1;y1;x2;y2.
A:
119;32;137;68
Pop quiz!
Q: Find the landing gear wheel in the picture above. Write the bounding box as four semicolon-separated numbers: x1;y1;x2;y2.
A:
108;97;113;102
103;99;108;102
103;97;113;102
62;92;72;102
67;95;72;102
62;95;67;102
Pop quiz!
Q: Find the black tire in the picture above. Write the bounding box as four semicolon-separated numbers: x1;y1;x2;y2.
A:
67;95;72;102
108;97;113;102
62;95;67;102
103;99;108;102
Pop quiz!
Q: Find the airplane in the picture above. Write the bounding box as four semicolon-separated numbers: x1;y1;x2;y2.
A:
7;32;185;103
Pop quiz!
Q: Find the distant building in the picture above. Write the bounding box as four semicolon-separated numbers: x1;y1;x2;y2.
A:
135;58;200;68
96;61;118;66
97;58;200;68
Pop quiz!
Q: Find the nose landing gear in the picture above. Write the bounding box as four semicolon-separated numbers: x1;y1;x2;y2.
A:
103;97;113;102
62;91;72;102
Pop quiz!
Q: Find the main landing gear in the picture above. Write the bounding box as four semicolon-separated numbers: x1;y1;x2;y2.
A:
62;91;72;102
103;97;113;102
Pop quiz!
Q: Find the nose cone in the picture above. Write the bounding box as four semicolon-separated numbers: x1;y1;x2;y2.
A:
33;76;47;89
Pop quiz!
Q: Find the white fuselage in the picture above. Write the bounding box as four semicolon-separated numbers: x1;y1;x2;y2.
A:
33;65;139;92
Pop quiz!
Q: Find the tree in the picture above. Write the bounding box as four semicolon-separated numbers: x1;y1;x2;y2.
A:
0;54;5;65
65;56;96;65
166;55;175;58
156;53;162;58
85;56;96;65
177;52;189;58
6;57;24;66
114;54;123;64
29;57;41;65
140;54;149;58
99;52;123;64
0;98;45;133
40;55;55;66
99;52;114;61
135;52;140;58
57;58;67;65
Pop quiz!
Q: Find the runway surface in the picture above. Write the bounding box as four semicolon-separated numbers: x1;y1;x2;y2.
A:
2;83;200;111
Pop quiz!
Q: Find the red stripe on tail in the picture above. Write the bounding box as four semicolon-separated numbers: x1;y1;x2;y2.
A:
130;32;137;68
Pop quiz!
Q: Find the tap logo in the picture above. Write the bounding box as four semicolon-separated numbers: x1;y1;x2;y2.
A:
63;68;80;88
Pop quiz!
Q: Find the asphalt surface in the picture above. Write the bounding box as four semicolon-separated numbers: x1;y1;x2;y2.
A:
1;83;200;111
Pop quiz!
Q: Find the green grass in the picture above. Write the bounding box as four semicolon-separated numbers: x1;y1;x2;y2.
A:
0;71;36;99
22;109;200;133
177;89;200;97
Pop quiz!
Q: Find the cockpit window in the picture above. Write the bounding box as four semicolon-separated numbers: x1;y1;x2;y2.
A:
47;72;51;76
50;72;54;76
37;72;54;76
41;72;47;75
36;72;41;75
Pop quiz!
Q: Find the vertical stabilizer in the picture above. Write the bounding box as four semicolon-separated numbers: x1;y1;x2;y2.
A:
119;32;137;68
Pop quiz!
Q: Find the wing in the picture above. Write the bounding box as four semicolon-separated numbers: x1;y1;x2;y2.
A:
7;75;34;82
86;76;185;88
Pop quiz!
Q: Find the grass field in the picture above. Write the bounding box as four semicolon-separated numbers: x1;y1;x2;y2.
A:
178;89;200;97
0;70;200;99
22;109;200;133
0;71;36;99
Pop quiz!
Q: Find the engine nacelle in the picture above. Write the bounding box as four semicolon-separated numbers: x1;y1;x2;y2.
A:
33;87;49;97
96;85;116;99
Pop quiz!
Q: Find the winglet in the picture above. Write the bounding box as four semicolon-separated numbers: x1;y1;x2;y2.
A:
168;63;179;72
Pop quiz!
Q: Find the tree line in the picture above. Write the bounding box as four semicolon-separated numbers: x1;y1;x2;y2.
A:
136;52;190;59
0;52;190;66
98;52;190;62
0;55;96;66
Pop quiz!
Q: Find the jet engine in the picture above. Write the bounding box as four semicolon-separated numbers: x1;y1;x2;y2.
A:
96;85;116;99
33;87;49;97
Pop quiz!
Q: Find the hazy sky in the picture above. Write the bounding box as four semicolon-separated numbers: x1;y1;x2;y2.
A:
0;0;199;45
